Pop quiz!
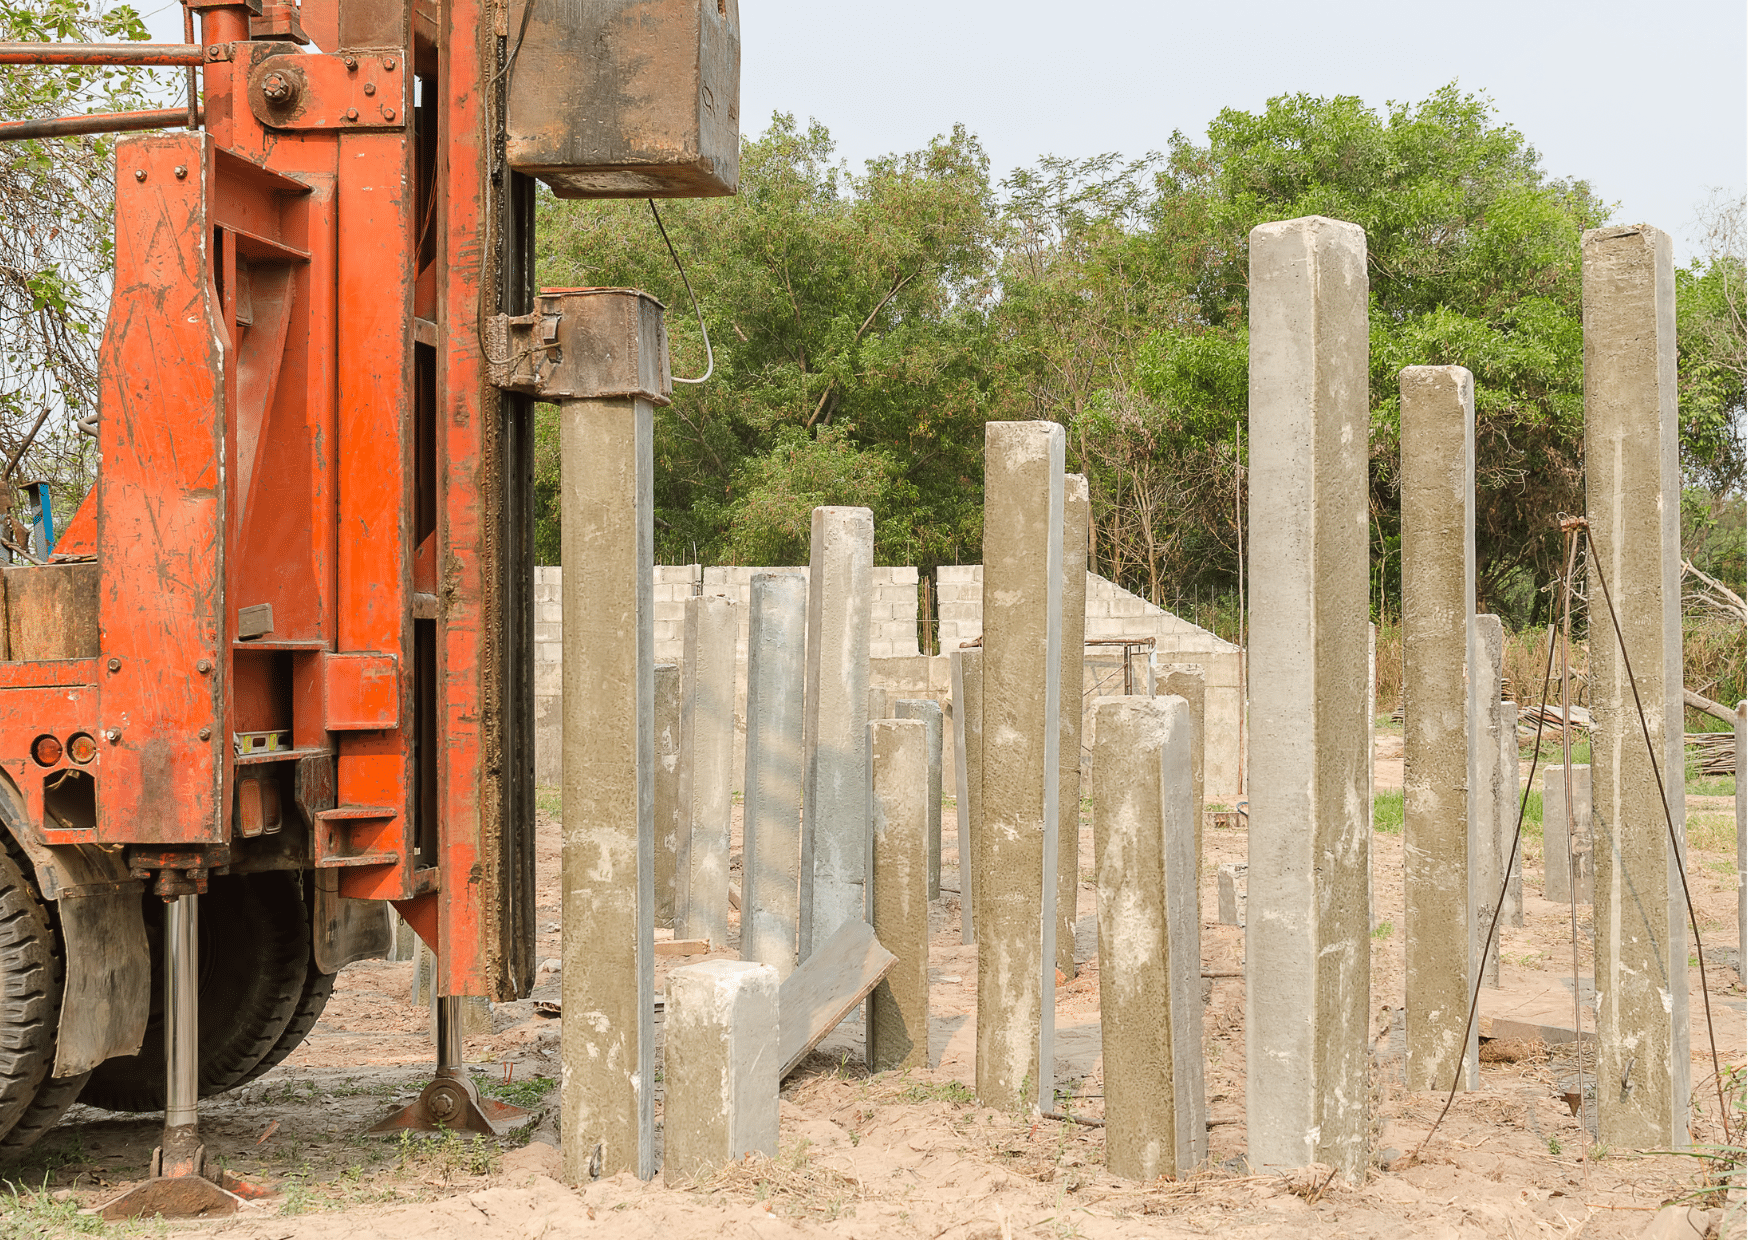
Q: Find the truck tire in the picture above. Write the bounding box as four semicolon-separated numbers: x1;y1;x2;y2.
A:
78;872;311;1113
0;1070;89;1163
232;955;334;1088
0;848;64;1142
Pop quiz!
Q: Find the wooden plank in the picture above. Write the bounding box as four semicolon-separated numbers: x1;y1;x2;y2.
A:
778;919;896;1079
655;938;712;957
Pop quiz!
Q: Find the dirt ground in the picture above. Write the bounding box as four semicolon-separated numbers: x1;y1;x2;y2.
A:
3;734;1743;1239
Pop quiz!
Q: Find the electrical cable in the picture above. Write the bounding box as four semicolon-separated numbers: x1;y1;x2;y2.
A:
647;198;713;385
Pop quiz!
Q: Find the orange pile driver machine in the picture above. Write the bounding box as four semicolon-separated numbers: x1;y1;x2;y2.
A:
0;0;737;1214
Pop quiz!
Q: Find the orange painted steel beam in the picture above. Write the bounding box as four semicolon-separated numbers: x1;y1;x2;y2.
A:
0;41;206;64
0;107;202;141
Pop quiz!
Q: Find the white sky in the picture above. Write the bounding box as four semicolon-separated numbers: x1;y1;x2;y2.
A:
145;0;1747;262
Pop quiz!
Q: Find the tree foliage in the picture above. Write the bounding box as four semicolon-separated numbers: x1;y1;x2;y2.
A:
0;0;165;530
535;88;1743;620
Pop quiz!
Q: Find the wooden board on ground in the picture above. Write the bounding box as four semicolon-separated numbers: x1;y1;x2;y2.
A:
778;920;896;1079
655;939;712;957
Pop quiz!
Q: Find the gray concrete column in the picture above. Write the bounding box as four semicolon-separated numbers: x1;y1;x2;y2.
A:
950;648;983;946
868;718;930;1072
1056;475;1089;981
868;686;890;722
678;594;738;948
1583;223;1689;1149
977;421;1064;1111
654;664;682;929
1498;697;1523;926
895;699;944;901
1093;694;1206;1179
560;396;656;1182
1157;664;1206;925
800;507;873;960
1245;215;1371;1178
1399;363;1477;1094
743;573;807;979
662;960;780;1181
1543;765;1594;905
1471;614;1506;988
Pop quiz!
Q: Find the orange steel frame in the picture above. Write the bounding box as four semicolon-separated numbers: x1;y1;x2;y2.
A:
0;0;533;999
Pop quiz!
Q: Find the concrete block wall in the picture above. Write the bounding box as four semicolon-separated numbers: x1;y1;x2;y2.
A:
533;561;1242;800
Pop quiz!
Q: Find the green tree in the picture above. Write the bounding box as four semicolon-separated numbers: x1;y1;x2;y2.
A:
0;0;166;532
535;114;999;572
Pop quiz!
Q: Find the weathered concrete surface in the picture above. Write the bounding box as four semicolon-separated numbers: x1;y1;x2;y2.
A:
1245;215;1371;1177
950;648;983;946
743;573;807;979
662;961;780;1182
1498;696;1523;927
1056;475;1089;981
1543;765;1594;905
1217;863;1246;927
654;664;682;930
895;699;944;901
1583;223;1689;1149
1737;702;1745;969
1472;614;1507;989
1157;664;1206;923
560;396;655;1181
678;594;738;948
1093;695;1205;1179
868;719;930;1072
868;686;889;723
800;507;874;961
977;421;1064;1111
1400;364;1478;1095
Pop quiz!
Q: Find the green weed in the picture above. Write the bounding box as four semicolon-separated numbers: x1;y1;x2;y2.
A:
1373;790;1403;834
1372;921;1394;940
471;1069;555;1111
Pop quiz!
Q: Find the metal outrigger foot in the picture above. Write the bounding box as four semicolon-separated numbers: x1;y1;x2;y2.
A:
367;996;527;1138
95;893;268;1221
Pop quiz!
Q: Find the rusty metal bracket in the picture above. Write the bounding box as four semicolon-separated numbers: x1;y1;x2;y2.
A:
246;48;410;131
366;1071;527;1138
487;288;672;404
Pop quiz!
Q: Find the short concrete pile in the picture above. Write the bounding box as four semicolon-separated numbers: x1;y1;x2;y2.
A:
867;718;930;1071
742;573;807;978
678;594;737;947
1093;694;1205;1180
663;961;780;1181
894;699;944;901
1542;764;1594;905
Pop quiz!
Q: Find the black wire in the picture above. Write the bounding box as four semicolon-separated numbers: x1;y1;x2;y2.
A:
647;198;714;384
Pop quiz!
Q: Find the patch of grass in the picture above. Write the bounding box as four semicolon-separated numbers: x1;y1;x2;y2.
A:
1688;776;1737;798
1372;921;1394;940
1373;790;1403;834
892;1079;976;1106
1689;813;1737;853
536;788;562;816
0;1183;110;1235
471;1069;555;1111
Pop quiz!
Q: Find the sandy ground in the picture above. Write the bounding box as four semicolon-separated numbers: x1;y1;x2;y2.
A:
3;734;1743;1239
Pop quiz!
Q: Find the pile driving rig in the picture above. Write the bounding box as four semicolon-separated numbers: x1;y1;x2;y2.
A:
0;0;737;1213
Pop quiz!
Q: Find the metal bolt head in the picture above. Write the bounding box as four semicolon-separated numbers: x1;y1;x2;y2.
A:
345;108;359;122
261;71;295;103
383;56;396;70
174;165;188;179
343;55;357;70
133;169;146;181
104;729;120;743
198;727;212;741
196;658;212;674
362;81;376;96
107;657;121;672
383;107;396;121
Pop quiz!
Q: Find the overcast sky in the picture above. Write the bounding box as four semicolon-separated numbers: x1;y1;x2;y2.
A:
733;0;1745;263
147;0;1746;261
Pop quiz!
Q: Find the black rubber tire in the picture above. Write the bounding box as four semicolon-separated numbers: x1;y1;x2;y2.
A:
0;848;64;1142
232;955;335;1088
78;871;311;1113
0;1070;89;1164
